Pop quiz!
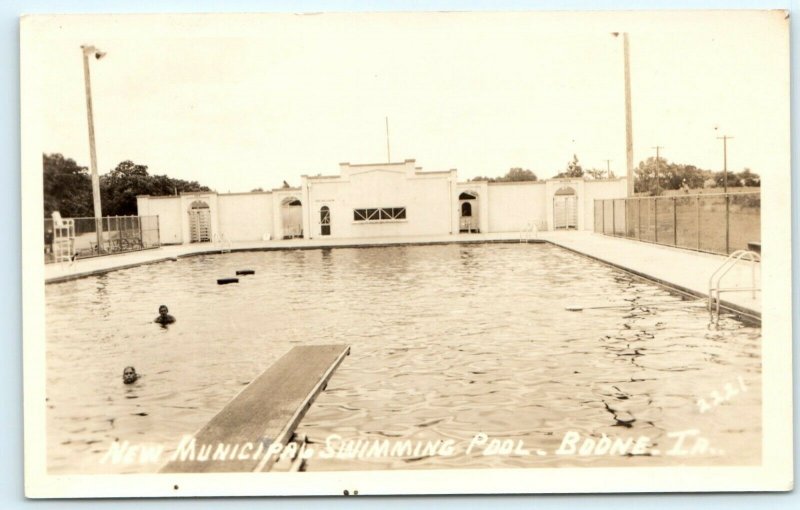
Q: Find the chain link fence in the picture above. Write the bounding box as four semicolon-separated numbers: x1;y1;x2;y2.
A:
44;215;160;264
593;192;760;255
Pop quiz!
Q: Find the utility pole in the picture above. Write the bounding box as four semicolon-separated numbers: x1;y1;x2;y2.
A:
717;135;734;193
718;134;733;253
604;159;612;177
81;45;106;253
618;33;635;197
651;146;664;195
385;116;391;163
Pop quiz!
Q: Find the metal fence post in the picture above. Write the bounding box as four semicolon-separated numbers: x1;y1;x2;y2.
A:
725;194;730;254
612;200;616;236
637;199;641;239
654;197;658;243
673;196;677;246
624;199;628;238
696;195;701;251
602;200;606;234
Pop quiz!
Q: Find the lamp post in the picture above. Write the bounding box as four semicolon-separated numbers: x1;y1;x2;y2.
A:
81;45;106;253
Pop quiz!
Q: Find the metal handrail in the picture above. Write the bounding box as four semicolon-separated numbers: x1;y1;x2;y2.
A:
214;233;232;253
708;249;760;323
519;221;539;243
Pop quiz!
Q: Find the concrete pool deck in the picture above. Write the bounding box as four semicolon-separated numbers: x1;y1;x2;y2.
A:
539;231;761;320
44;230;760;321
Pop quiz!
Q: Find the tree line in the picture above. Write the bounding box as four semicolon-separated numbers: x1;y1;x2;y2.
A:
43;153;211;218
471;154;760;195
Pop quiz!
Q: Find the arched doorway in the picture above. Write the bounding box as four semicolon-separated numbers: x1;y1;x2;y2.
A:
281;197;303;239
320;205;331;236
188;200;211;242
553;186;578;230
458;191;480;233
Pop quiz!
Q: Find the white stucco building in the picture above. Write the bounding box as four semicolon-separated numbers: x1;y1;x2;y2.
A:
136;159;626;245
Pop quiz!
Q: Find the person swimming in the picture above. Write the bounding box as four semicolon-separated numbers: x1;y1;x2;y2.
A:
154;305;176;325
123;366;139;385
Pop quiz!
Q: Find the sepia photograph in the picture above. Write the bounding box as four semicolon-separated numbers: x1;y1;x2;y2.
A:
20;9;793;497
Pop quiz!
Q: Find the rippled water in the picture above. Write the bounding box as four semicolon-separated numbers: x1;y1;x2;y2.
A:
45;243;761;474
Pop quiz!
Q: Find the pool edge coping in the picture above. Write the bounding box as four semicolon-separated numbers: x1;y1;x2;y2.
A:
42;238;544;284
42;236;762;326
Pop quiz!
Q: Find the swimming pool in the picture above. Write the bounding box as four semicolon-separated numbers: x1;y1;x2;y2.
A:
45;243;761;473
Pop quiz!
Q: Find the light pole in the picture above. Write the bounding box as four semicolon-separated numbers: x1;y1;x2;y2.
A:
81;45;106;253
612;32;635;197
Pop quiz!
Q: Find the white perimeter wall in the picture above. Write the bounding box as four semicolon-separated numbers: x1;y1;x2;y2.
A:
136;196;183;245
137;175;628;243
307;167;454;239
487;182;548;232
218;193;273;241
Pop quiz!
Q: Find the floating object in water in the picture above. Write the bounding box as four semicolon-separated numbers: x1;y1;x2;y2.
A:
566;300;701;312
236;269;255;275
217;278;239;285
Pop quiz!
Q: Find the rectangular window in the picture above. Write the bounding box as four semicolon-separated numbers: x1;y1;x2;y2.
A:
353;207;407;222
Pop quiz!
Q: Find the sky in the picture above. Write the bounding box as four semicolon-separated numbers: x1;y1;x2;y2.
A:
22;10;790;193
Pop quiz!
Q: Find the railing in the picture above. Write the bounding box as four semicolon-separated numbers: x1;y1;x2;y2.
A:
593;192;760;256
708;249;760;324
44;215;160;264
214;233;232;253
519;221;538;243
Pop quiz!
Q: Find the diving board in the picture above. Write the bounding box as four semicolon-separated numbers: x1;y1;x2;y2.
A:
161;344;350;473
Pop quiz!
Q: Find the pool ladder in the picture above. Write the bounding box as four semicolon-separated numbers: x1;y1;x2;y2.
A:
519;222;539;243
708;249;760;324
214;233;232;254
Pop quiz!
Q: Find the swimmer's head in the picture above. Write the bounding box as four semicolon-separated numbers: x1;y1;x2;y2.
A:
123;366;139;385
158;305;169;316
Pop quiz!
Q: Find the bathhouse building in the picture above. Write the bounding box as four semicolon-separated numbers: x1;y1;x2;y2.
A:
136;159;627;245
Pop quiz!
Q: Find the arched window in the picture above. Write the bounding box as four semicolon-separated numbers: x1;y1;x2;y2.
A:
554;186;577;196
320;206;331;236
461;202;472;217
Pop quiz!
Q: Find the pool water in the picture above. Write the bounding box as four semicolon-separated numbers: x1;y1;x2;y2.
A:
45;243;761;474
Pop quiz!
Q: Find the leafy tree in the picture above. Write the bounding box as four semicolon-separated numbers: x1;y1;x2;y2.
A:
43;153;93;218
43;155;212;217
101;160;211;215
503;167;538;182
634;157;671;195
554;154;584;178
470;167;538;182
736;168;760;187
634;157;759;195
585;168;608;179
